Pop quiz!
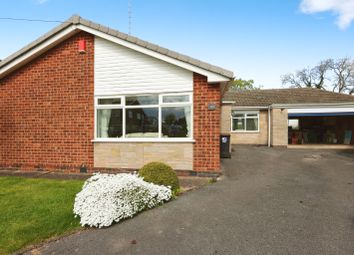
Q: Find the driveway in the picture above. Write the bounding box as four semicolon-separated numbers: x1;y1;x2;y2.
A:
29;146;354;255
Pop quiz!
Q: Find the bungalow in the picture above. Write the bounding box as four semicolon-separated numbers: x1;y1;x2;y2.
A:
0;15;233;175
222;88;354;147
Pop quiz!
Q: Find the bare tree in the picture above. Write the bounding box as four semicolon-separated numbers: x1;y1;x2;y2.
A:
282;58;354;94
281;67;312;88
313;59;331;89
329;58;354;95
281;60;331;90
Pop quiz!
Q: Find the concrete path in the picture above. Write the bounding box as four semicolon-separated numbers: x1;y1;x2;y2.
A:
28;146;354;255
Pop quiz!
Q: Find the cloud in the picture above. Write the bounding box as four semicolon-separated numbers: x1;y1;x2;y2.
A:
300;0;354;30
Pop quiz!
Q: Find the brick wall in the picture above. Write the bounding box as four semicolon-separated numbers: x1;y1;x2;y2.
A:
193;73;221;171
0;32;94;171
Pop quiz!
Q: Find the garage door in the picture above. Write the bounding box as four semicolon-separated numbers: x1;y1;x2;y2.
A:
288;107;354;145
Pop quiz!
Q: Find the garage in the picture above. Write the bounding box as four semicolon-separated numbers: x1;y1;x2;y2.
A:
288;108;354;145
222;88;354;148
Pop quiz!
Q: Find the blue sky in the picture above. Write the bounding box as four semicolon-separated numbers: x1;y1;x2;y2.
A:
1;0;354;88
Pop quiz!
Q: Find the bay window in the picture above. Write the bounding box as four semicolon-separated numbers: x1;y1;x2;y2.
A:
95;93;192;140
231;111;259;132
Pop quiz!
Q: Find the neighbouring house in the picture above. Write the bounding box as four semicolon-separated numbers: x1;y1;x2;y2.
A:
0;15;234;175
222;88;354;147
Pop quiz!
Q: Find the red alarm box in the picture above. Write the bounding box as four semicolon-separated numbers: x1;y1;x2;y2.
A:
78;39;86;53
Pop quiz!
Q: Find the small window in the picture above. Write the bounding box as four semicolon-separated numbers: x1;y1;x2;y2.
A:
126;95;158;105
231;111;259;132
162;95;190;103
98;98;121;105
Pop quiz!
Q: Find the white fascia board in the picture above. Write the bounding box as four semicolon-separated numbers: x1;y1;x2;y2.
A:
288;107;354;114
272;102;354;109
77;25;231;83
0;26;79;79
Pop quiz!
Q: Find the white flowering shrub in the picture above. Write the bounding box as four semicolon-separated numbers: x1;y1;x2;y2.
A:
73;173;172;228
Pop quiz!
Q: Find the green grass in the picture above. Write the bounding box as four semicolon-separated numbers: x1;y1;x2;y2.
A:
0;176;85;254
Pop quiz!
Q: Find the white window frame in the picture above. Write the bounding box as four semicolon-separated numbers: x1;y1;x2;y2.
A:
230;111;260;133
93;92;193;142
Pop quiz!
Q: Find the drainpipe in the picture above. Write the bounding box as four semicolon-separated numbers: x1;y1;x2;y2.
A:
268;105;271;147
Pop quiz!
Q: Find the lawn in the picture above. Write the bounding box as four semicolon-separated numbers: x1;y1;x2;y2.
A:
0;176;85;254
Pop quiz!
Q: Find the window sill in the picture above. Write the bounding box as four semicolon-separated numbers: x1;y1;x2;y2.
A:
231;131;260;134
91;138;196;143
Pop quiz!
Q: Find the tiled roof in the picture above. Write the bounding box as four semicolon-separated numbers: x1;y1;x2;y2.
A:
223;88;354;106
0;15;234;79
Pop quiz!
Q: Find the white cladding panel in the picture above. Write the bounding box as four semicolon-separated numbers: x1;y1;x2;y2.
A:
94;37;193;95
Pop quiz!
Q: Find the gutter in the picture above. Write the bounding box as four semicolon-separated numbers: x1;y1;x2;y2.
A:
271;102;354;109
223;102;354;109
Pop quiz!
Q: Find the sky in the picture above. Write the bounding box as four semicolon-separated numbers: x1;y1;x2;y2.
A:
1;0;354;88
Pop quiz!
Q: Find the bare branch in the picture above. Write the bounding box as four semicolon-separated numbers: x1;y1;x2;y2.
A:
329;57;354;94
281;57;354;94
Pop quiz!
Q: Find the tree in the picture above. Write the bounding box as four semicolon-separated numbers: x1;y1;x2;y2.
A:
329;57;354;95
281;60;331;90
281;58;354;95
229;78;259;91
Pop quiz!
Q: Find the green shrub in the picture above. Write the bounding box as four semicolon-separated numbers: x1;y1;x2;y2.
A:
139;162;180;194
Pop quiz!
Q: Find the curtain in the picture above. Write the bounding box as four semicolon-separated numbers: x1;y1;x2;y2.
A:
184;106;191;137
98;109;111;138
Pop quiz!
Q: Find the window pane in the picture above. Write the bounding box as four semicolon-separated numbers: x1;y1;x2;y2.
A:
162;95;189;103
126;95;158;105
98;98;121;105
231;112;244;118
162;106;191;138
97;109;123;138
246;113;258;117
126;108;158;138
246;118;258;131
232;118;245;131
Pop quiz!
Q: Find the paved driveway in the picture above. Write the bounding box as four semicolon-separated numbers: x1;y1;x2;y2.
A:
30;146;354;255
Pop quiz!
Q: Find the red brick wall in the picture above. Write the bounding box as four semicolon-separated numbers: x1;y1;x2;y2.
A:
193;73;221;172
0;32;94;171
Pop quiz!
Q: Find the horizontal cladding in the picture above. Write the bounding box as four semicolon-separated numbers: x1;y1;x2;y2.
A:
94;37;193;95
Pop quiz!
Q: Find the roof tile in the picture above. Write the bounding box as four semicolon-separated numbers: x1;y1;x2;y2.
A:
223;88;354;106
